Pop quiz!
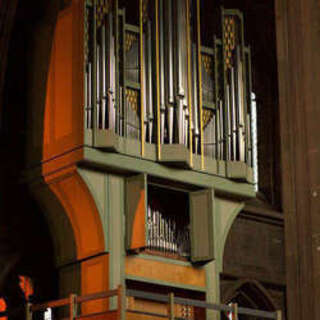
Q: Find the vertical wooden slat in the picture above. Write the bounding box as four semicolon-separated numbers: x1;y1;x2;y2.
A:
69;294;77;320
117;285;123;320
232;303;238;320
276;310;282;320
168;293;174;320
185;0;193;167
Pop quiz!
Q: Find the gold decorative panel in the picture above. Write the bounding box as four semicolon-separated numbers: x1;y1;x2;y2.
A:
125;32;138;52
201;54;213;76
176;304;195;320
223;16;236;69
126;88;139;113
203;109;214;129
96;0;110;27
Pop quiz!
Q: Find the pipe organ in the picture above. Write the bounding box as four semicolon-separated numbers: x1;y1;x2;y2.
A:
84;0;256;170
146;185;191;257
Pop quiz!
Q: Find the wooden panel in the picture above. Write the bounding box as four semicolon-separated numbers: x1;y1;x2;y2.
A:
190;189;214;262
125;257;206;288
77;310;118;320
49;169;105;260
125;174;147;250
127;311;166;320
43;0;84;163
81;254;109;315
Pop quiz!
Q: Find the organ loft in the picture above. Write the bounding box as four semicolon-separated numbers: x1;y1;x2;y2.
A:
1;0;291;319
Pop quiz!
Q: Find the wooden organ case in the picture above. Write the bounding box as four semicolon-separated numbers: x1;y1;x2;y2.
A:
81;0;258;318
83;0;257;180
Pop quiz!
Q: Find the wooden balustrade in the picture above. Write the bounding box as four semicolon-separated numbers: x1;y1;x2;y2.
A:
26;286;122;320
26;286;281;320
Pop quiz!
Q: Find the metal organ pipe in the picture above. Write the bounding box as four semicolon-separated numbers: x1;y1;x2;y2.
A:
107;12;116;131
166;0;174;144
230;67;237;160
97;44;101;129
155;0;161;159
226;84;232;161
159;0;166;144
146;203;190;256
176;0;186;145
192;44;199;155
139;0;146;155
84;2;256;169
146;21;154;143
101;25;107;130
236;46;245;162
196;0;204;168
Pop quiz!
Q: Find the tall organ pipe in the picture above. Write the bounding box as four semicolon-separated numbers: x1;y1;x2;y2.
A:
192;44;199;155
139;0;146;155
159;0;165;144
155;0;161;159
146;21;153;143
196;0;204;168
166;0;174;144
107;12;116;131
186;0;193;165
101;25;107;129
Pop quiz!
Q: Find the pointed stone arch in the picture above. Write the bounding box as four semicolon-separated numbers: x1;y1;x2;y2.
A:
222;279;278;311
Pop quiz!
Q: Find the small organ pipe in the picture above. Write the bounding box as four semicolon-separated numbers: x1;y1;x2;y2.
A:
146;205;190;255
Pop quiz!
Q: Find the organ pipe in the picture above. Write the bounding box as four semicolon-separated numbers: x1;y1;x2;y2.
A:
84;2;256;172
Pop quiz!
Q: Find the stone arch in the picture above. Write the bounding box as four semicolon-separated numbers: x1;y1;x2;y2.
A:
222;279;277;312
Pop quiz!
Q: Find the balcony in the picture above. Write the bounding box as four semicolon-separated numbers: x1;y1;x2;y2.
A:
83;0;258;185
26;286;282;320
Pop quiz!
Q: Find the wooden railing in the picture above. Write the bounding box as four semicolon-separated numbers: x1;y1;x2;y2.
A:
126;289;282;320
26;286;282;320
26;286;122;320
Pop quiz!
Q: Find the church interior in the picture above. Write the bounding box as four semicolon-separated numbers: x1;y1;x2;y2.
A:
0;0;319;319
